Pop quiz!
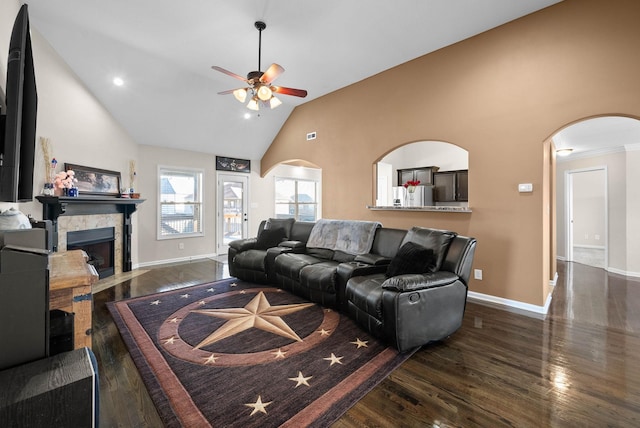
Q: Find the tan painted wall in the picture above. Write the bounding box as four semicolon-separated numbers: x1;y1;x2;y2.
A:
262;0;640;306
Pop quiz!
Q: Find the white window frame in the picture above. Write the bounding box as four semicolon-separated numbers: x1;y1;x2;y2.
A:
274;177;319;221
157;165;204;240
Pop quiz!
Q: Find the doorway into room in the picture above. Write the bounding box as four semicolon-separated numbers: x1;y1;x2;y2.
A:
566;167;607;269
216;173;249;255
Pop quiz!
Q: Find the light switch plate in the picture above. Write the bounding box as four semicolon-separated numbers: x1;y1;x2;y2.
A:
518;183;533;192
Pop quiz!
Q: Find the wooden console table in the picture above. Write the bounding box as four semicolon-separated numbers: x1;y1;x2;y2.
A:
49;250;99;349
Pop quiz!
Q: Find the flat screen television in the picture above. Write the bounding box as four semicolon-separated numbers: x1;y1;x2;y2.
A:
0;4;38;203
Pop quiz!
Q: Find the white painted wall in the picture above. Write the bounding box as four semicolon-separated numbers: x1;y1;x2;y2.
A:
136;145;217;264
626;146;640;276
1;0;141;265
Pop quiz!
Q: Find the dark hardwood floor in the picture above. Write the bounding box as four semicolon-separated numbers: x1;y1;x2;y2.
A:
93;260;640;427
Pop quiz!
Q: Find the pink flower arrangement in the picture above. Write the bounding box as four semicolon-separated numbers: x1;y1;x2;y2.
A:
54;170;78;189
403;179;421;193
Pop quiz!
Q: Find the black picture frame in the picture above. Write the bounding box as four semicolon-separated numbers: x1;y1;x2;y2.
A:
64;163;121;196
216;156;251;173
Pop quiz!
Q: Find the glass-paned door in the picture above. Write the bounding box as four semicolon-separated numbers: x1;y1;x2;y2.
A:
217;173;249;255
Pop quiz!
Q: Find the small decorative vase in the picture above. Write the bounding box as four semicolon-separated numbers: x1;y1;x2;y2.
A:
68;187;79;197
62;187;69;197
42;183;54;196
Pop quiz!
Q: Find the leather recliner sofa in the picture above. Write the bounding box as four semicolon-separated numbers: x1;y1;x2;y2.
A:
346;227;476;352
228;218;476;352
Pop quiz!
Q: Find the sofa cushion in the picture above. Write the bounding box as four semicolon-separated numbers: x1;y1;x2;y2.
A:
255;227;286;250
306;248;335;260
300;261;341;293
234;249;268;271
385;242;436;278
332;250;356;263
345;274;386;321
275;253;325;281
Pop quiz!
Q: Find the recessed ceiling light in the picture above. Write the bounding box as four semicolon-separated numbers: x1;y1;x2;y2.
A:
113;77;124;87
556;148;573;156
244;113;251;119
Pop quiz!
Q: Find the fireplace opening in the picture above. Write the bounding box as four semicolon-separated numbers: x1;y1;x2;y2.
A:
67;227;115;279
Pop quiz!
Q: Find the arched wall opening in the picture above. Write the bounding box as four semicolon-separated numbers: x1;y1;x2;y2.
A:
253;159;323;229
374;140;469;207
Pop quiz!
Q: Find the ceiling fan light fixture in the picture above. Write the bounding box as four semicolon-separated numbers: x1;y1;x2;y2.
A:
212;20;307;109
269;96;282;109
233;88;247;103
247;97;260;111
257;85;273;101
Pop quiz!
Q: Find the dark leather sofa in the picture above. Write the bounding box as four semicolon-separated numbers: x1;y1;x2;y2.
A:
228;218;476;352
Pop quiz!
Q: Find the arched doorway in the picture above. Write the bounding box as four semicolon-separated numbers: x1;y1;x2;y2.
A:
551;115;640;273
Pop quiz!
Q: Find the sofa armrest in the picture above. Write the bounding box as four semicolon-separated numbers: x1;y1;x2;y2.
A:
229;238;257;252
279;240;306;252
354;253;392;266
382;271;459;292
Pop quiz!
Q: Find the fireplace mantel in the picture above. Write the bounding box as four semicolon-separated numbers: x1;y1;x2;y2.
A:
36;196;145;272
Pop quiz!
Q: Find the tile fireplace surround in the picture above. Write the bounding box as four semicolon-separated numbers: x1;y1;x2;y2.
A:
59;214;122;275
35;196;144;273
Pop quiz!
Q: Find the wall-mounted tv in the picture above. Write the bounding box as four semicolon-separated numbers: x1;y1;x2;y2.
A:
0;4;38;203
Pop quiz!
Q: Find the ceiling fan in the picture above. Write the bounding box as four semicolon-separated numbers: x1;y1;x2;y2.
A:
212;21;307;111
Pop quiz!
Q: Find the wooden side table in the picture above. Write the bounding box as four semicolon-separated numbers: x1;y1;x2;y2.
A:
49;250;99;349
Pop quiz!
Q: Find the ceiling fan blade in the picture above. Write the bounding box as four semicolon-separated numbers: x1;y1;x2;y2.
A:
217;88;247;95
211;66;247;82
260;63;284;84
272;86;308;98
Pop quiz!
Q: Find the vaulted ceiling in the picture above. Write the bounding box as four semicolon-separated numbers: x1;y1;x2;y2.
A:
26;1;583;160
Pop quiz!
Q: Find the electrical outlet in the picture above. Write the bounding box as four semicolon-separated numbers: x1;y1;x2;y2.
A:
306;131;317;141
474;269;483;280
178;242;185;250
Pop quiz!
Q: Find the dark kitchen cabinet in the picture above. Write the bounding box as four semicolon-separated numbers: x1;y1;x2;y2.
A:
434;170;468;202
397;166;439;186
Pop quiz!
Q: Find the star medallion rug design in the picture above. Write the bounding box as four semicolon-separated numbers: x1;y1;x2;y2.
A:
108;278;415;427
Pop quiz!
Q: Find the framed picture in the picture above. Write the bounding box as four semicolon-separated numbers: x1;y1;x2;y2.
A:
64;163;121;196
216;156;251;173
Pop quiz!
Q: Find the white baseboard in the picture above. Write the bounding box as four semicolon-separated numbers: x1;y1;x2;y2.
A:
606;266;640;279
137;253;218;268
467;290;552;318
573;244;605;250
557;256;566;261
550;271;558;287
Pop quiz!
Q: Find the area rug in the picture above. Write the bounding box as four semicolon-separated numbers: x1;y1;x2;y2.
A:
108;278;414;427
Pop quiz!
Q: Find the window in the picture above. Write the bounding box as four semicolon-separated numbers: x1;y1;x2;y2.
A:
158;167;203;239
275;178;318;221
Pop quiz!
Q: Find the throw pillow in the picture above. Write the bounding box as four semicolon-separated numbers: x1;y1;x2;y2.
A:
255;228;287;250
385;242;436;278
